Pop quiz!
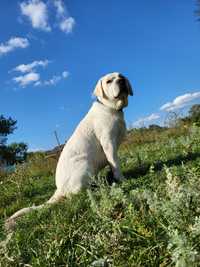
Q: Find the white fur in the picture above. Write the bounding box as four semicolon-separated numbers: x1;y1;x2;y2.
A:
48;101;126;202
5;72;132;230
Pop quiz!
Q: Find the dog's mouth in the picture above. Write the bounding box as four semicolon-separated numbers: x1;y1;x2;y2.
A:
114;92;125;99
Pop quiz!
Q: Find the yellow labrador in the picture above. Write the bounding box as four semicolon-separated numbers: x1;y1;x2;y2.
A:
5;72;133;230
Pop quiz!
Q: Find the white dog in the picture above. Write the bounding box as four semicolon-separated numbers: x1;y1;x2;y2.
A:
5;72;133;230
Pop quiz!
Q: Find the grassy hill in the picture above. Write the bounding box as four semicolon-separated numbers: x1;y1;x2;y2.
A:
0;125;200;266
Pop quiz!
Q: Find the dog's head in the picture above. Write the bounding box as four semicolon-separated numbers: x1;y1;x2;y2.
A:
93;72;133;110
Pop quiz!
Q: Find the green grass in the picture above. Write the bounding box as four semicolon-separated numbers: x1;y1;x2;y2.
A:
0;126;200;266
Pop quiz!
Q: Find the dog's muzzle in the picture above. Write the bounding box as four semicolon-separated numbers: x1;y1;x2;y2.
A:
115;78;128;98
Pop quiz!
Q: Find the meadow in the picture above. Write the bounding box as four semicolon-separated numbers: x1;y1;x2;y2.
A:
0;124;200;266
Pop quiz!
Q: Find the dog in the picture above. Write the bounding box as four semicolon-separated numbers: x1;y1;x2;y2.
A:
5;72;133;230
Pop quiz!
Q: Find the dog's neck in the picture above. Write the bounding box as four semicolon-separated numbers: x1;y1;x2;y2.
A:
96;98;123;113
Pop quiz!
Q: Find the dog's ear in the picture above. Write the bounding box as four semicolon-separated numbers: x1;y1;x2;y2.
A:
126;79;133;96
93;79;104;98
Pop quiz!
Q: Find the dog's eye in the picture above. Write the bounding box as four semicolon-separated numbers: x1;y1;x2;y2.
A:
106;79;112;84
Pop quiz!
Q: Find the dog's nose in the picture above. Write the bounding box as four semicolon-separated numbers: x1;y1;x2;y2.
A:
117;78;126;87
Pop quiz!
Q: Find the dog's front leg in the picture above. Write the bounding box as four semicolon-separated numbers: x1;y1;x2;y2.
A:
100;136;124;181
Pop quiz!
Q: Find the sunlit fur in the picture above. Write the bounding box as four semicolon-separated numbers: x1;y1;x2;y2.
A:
5;72;133;231
93;72;133;110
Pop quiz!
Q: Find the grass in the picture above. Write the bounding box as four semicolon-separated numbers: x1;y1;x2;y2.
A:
0;125;200;266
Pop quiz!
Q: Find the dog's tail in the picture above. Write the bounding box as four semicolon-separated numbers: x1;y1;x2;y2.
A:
5;190;64;231
5;204;45;231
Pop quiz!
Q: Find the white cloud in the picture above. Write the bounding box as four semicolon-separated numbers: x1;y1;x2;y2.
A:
133;113;160;127
44;75;61;86
13;59;50;73
33;70;69;86
19;0;75;34
60;17;75;33
53;0;75;33
20;0;51;31
54;0;65;16
13;72;40;87
0;37;29;56
62;70;69;78
34;80;42;86
12;56;69;87
43;70;69;86
160;92;200;112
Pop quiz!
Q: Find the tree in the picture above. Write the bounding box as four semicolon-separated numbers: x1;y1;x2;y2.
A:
195;0;200;19
2;143;28;165
0;115;17;147
0;115;17;136
0;115;28;166
148;124;164;131
197;0;200;19
164;112;180;128
188;104;200;125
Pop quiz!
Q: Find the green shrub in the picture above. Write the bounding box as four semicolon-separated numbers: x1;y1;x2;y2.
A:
0;126;200;266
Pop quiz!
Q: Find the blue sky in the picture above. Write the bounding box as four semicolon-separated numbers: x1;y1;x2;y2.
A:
1;0;200;151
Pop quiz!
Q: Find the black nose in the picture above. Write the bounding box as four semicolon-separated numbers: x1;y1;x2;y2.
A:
118;78;126;86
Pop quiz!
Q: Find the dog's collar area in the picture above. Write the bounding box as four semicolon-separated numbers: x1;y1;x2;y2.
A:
96;99;123;112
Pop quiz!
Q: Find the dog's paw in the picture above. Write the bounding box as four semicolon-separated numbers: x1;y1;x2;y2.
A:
113;170;125;182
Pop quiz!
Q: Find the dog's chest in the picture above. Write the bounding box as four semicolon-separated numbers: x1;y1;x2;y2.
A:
93;108;126;145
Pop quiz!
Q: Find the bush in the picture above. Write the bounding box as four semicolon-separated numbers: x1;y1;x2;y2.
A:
0;126;200;266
